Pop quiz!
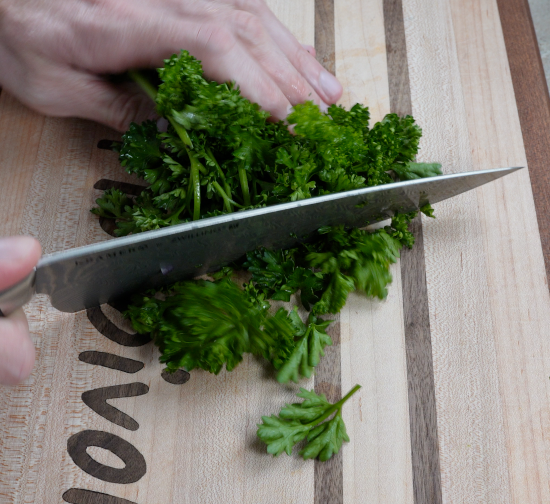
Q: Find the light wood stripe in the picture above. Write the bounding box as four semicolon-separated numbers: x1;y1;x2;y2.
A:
335;1;414;503
384;1;443;503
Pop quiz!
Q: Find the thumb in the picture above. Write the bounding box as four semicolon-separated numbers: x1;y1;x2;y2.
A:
0;236;40;386
0;236;41;291
36;69;158;132
71;76;159;132
0;308;35;385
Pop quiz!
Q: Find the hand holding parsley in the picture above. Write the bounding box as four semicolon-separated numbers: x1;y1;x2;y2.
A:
0;0;341;131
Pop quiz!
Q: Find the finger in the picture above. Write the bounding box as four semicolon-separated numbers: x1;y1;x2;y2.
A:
229;11;328;111
24;65;158;132
70;78;159;132
0;236;41;290
0;308;35;386
264;26;342;105
200;45;294;121
301;44;316;58
230;1;342;104
88;11;327;118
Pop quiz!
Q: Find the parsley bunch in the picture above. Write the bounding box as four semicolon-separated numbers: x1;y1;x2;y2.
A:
93;51;442;461
92;51;439;232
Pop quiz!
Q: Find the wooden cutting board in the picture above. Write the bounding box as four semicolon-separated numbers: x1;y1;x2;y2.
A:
2;0;550;503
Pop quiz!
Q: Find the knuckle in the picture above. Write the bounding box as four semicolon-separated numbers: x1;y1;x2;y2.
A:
233;0;266;14
108;91;150;132
196;23;235;56
22;73;61;115
258;88;288;119
231;10;265;42
1;7;37;49
295;45;314;69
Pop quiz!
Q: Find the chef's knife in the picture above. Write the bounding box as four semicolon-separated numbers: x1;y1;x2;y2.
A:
0;166;522;316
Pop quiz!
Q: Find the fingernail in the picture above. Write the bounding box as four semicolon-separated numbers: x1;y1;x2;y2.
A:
319;71;342;101
0;238;30;263
319;101;329;113
157;117;169;132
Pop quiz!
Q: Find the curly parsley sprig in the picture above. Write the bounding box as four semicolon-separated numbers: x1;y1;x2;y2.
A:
257;385;361;461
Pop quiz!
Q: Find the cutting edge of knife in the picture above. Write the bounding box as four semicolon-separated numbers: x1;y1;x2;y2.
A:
37;165;523;269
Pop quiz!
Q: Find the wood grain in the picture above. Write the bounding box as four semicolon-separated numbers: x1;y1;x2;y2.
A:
384;1;442;503
63;488;138;504
314;318;343;504
402;0;550;502
0;98;45;236
335;1;414;503
497;0;550;287
451;1;550;502
403;1;514;501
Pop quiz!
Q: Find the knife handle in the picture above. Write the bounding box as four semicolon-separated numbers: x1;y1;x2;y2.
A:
0;270;36;317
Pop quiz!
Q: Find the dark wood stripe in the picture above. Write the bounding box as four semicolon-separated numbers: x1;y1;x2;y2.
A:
384;1;443;503
314;318;342;504
315;0;336;76
314;1;341;501
496;0;550;285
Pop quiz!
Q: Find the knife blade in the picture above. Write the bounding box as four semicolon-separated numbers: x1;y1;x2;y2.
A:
0;166;522;315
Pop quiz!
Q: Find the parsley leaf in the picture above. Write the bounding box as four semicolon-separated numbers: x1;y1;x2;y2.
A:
125;279;295;374
257;385;360;460
276;314;333;383
392;161;442;181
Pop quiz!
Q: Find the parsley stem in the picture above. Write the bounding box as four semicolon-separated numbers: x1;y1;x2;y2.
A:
127;70;195;152
239;167;251;207
304;384;361;427
169;201;187;224
225;183;234;207
185;149;201;220
206;148;225;182
128;70;157;101
212;181;233;213
207;148;233;212
227;198;244;209
168;117;193;149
